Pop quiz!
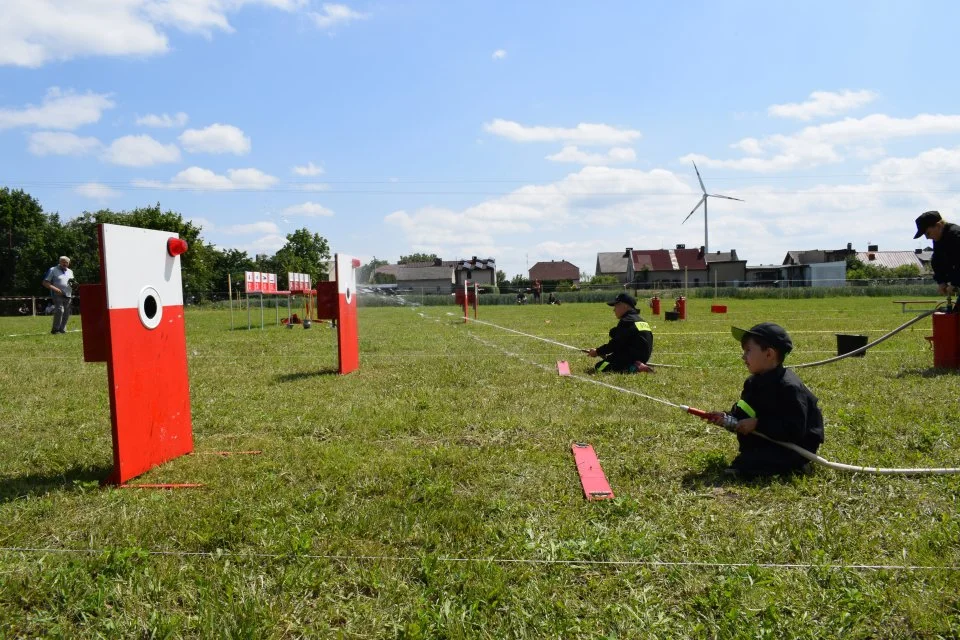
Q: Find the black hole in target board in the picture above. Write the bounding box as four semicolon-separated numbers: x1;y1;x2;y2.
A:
144;295;158;319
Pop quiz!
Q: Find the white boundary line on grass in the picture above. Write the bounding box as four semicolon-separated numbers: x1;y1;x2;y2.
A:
1;546;957;572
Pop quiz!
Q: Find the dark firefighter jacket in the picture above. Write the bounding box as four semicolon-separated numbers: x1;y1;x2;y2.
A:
596;309;653;366
932;222;960;287
728;365;824;473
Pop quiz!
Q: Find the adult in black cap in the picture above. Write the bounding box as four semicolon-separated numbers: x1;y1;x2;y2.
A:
914;210;960;297
586;292;654;373
705;322;824;477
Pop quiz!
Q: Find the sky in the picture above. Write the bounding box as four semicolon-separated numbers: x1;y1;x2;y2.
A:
3;1;960;279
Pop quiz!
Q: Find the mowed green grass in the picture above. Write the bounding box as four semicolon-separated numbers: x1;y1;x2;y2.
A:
1;297;959;638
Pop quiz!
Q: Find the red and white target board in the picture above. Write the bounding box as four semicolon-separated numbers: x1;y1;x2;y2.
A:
288;272;311;292
314;253;361;374
80;224;193;484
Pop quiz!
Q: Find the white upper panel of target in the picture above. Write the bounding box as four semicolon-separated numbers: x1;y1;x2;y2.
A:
101;224;185;311
335;254;357;299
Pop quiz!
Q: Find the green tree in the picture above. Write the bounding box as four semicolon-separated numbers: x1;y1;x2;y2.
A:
0;188;65;295
357;257;388;284
271;228;331;285
63;204;216;298
399;252;439;264
589;274;620;289
211;248;256;295
510;274;530;290
846;256;922;282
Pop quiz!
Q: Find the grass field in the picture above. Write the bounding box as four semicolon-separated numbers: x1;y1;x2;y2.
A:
1;297;959;638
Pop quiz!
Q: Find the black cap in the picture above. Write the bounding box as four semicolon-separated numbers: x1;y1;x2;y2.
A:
914;210;942;239
607;292;637;308
731;322;793;355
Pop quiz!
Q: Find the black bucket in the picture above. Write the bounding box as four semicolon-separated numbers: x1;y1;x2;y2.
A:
836;334;868;357
664;311;679;321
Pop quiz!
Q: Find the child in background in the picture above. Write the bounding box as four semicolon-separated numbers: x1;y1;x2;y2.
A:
587;293;654;373
707;322;824;477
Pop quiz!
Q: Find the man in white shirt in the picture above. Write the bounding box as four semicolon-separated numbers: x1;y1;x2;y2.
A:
42;256;74;334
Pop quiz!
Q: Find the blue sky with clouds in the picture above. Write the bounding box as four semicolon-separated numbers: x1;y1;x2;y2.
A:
3;1;960;278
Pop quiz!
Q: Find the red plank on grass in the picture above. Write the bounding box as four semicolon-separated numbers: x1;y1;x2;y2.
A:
557;360;571;376
571;443;614;500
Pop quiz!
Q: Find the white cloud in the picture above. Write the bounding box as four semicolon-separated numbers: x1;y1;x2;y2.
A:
0;87;114;130
282;201;334;216
102;134;181;166
385;139;960;277
223;221;281;235
236;234;289;254
28;131;101;156
545;145;636;166
292;161;324;176
492;49;507;60
133;166;278;190
179;123;251;154
0;1;168;67
136;112;189;128
868;145;960;187
75;182;119;199
310;3;369;30
484;119;642;146
769;89;878;121
683;112;960;172
386;167;692;255
0;0;306;67
188;216;215;231
229;168;279;189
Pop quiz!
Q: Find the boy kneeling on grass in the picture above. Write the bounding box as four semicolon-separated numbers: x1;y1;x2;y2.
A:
586;293;654;373
707;322;824;478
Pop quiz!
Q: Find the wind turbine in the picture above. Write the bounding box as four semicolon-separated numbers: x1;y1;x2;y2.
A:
681;161;744;256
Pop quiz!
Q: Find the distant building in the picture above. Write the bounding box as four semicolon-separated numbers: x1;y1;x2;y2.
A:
395;263;455;293
455;257;496;286
855;244;926;272
705;249;747;285
529;260;580;285
595;250;630;283
783;243;856;265
378;255;496;293
746;262;846;287
625;245;708;287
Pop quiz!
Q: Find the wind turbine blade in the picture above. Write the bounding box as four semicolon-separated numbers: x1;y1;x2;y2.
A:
692;161;707;195
708;193;745;202
681;196;706;224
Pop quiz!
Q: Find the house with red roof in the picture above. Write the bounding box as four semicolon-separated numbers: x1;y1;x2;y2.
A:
624;245;708;287
529;260;580;285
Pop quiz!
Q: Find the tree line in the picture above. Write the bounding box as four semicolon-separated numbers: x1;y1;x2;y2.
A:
1;187;331;299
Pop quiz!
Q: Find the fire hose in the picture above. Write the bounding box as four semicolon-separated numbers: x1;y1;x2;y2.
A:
679;405;960;475
452;314;960;475
790;306;940;369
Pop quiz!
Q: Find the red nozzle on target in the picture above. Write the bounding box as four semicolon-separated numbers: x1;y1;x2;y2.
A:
167;237;189;257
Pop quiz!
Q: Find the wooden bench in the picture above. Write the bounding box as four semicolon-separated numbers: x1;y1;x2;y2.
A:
893;300;940;313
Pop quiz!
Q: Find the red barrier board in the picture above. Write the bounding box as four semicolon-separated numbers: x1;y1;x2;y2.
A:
335;254;360;374
82;224;194;485
571;443;614;500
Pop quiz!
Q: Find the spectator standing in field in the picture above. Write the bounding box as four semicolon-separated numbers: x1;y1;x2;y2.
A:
914;210;960;298
42;256;74;334
533;279;542;303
